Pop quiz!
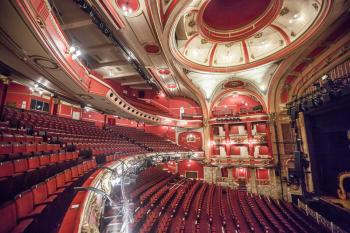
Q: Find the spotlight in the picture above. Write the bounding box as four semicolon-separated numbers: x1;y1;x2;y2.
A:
69;46;76;53
321;74;329;80
68;45;82;60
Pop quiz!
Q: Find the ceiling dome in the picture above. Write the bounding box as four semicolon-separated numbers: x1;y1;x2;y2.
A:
202;0;271;31
172;0;331;72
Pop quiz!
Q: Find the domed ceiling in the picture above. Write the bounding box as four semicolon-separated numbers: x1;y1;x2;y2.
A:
171;0;330;72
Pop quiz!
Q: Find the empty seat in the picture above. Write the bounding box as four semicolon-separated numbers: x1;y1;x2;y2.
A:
36;143;47;152
0;142;12;159
1;133;14;142
49;153;59;164
45;177;64;197
15;190;47;221
0;201;34;233
25;143;37;153
0;161;14;179
13;159;28;174
32;182;57;206
12;143;26;154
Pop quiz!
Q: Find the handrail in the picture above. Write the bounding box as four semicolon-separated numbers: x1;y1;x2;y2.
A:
297;199;347;233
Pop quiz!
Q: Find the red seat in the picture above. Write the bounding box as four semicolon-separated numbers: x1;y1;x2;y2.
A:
0;201;34;233
45;177;64;196
13;159;28;174
0;161;14;179
15;190;47;220
12;143;26;154
58;152;66;162
56;172;72;189
32;182;57;206
0;142;12;155
64;169;78;183
25;143;37;153
34;136;43;143
49;153;59;164
26;135;35;143
14;134;25;142
37;143;47;152
39;155;50;166
77;164;84;176
1;133;14;142
70;166;79;179
72;151;78;159
28;157;40;170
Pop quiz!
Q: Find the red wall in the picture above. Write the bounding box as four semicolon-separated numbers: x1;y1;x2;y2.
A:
58;103;72;118
144;125;176;141
178;131;202;150
5;82;50;111
81;110;105;127
177;160;204;179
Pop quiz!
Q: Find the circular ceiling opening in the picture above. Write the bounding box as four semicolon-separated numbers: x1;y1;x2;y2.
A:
202;0;271;31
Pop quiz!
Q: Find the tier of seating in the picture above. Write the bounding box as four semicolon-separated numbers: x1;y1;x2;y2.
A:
0;159;96;233
108;125;190;153
0;107;194;233
129;167;329;233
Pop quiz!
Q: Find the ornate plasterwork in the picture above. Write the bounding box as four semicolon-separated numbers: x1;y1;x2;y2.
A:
187;62;279;101
171;0;330;72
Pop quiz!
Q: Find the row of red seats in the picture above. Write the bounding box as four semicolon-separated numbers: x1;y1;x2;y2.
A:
193;182;208;218
0;133;43;143
182;181;200;217
0;142;61;160
226;189;241;230
131;174;171;200
139;174;173;205
0;159;96;233
0;127;27;135
0;151;79;204
131;167;327;233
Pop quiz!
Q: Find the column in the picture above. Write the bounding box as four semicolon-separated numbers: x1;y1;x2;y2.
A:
203;122;212;158
265;122;273;157
246;122;254;157
250;168;257;194
224;124;231;156
0;78;9;120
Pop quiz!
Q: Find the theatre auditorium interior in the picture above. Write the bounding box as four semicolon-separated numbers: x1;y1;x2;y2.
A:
1;0;350;233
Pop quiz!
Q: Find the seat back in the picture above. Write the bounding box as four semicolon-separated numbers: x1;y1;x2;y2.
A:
28;156;40;169
32;182;48;205
49;153;59;163
71;166;79;178
46;177;57;195
0;161;14;178
39;155;50;166
13;159;28;173
64;169;72;182
58;152;66;162
0;142;13;155
55;173;65;188
0;201;17;233
15;190;34;219
77;164;84;176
